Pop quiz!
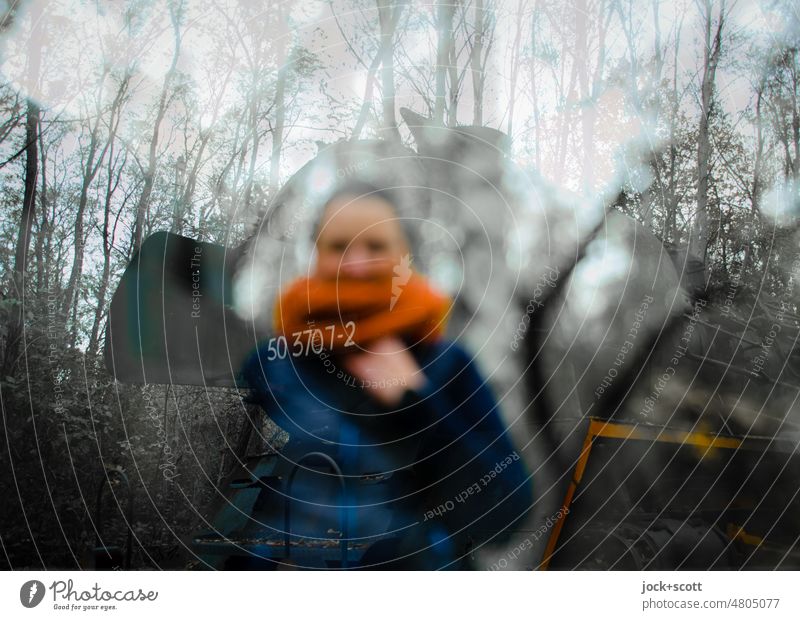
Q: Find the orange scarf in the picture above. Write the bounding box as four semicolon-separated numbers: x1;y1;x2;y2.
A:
273;272;450;351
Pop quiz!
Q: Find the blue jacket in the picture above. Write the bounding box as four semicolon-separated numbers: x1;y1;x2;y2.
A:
240;339;532;568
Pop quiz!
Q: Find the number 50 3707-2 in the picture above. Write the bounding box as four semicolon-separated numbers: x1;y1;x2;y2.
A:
263;322;356;360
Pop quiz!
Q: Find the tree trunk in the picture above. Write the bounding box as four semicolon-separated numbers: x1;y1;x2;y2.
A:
88;139;127;357
5;99;40;371
242;86;261;215
64;121;101;340
351;52;383;140
4;6;42;372
269;8;287;194
791;48;799;177
377;0;402;141
506;0;525;137
691;0;724;263
12;100;39;297
433;0;455;124
470;0;486;126
34;125;49;297
133;6;181;251
741;80;766;279
63;70;129;344
528;4;541;170
666;15;683;245
447;24;459;127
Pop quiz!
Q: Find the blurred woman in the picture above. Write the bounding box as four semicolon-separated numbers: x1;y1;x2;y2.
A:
242;181;532;569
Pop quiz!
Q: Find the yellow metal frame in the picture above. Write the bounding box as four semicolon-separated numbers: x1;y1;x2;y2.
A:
537;418;743;570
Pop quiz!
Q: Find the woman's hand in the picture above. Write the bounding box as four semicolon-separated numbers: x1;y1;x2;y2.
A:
340;336;427;407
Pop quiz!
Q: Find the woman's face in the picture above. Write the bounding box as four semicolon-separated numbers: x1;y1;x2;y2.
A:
314;194;408;280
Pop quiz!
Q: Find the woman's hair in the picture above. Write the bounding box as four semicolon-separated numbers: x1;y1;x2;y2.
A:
311;180;419;254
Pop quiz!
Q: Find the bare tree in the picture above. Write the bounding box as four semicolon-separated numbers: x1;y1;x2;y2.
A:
526;2;543;169
351;1;406;139
469;0;489;125
690;0;724;262
506;0;528;137
4;3;43;372
63;69;132;344
132;0;183;251
87;107;130;357
434;0;456;124
378;0;404;140
269;3;288;193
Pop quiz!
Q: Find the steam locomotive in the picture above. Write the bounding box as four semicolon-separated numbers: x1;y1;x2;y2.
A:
104;109;800;569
